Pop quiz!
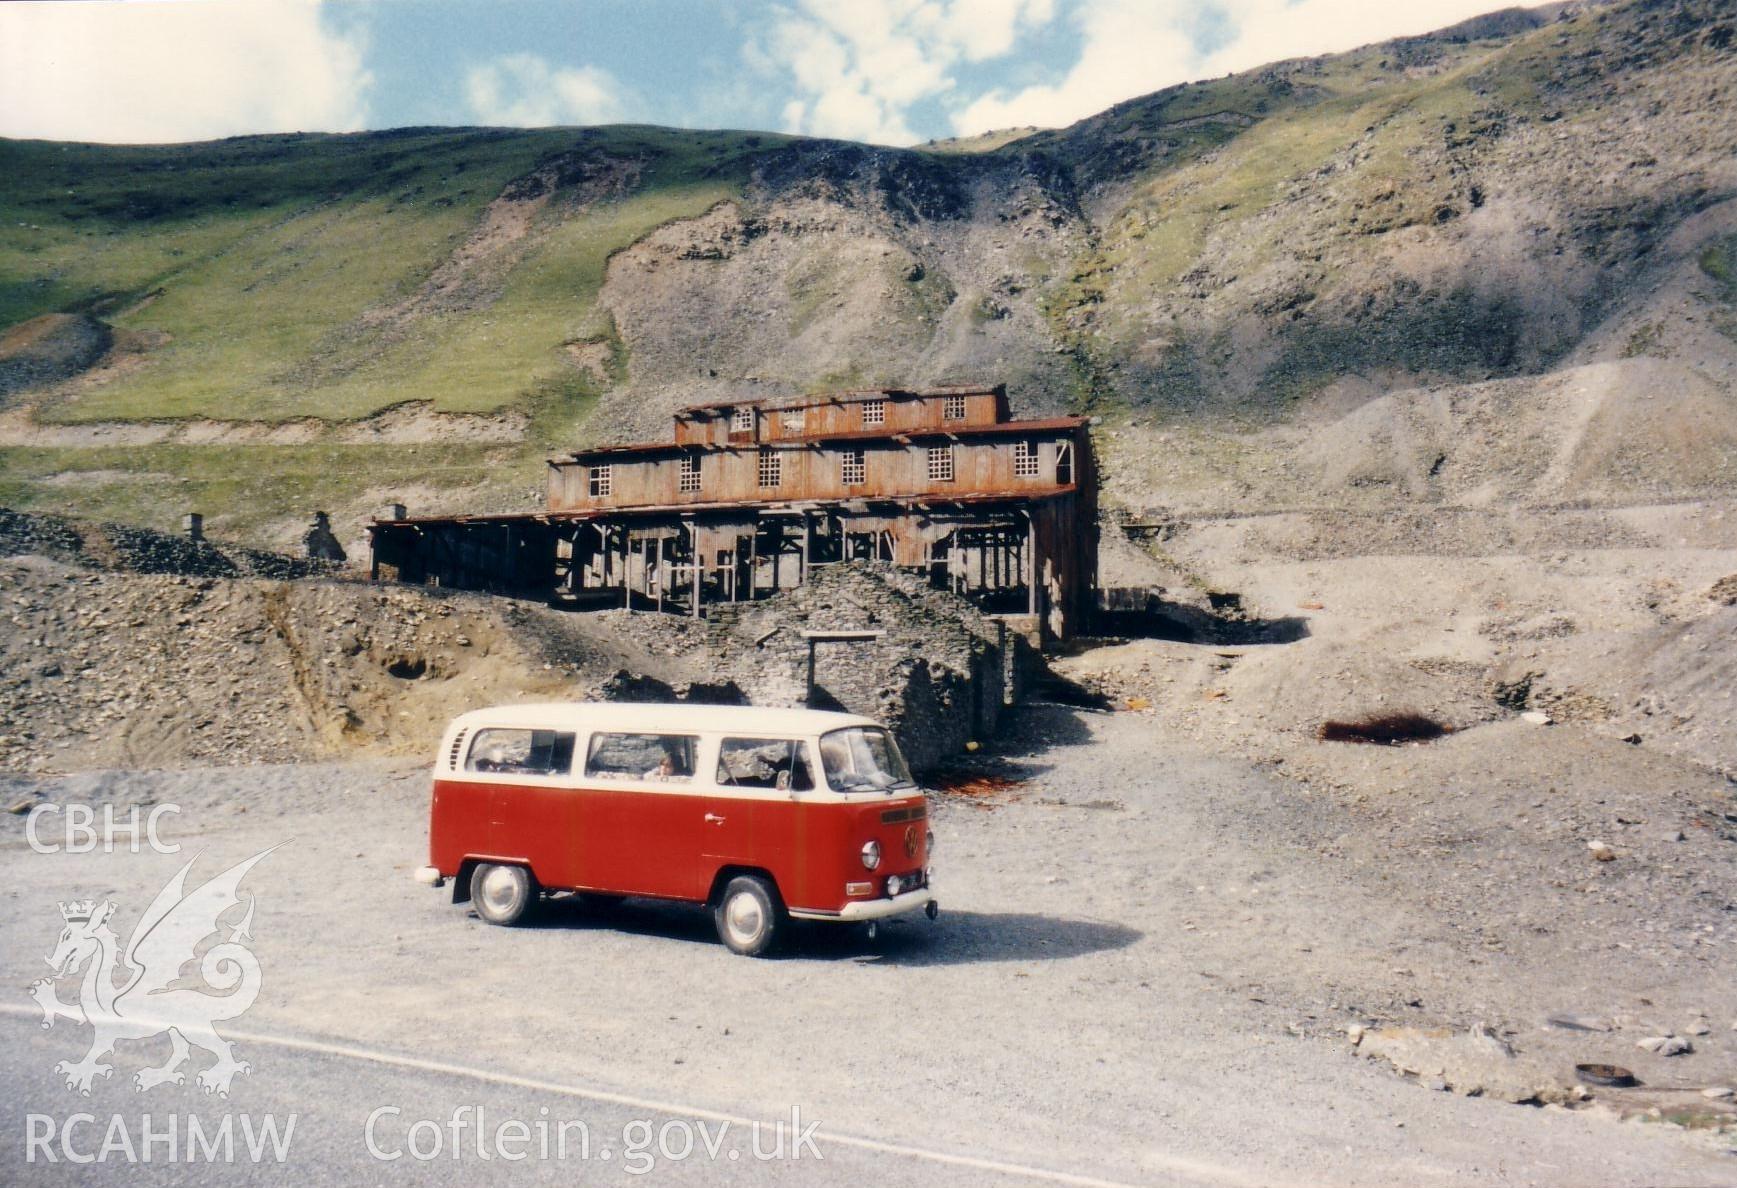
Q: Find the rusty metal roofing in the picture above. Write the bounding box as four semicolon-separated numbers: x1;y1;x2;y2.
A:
676;384;1002;417
559;415;1087;461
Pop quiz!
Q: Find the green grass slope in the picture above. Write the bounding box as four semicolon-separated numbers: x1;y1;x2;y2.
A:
0;126;786;538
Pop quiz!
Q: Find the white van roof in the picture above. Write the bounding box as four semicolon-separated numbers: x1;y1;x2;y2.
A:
449;701;883;736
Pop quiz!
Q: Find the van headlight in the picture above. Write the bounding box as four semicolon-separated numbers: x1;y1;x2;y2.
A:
860;840;881;870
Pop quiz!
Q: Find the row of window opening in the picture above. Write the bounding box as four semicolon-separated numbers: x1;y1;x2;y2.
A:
588;439;1067;497
724;395;969;438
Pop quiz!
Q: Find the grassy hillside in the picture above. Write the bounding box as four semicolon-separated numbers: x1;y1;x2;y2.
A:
1;126;774;422
1;0;1733;546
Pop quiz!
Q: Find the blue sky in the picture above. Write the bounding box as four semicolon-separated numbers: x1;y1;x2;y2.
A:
2;0;1518;146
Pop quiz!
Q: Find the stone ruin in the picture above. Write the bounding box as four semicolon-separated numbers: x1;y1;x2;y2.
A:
304;511;348;563
703;562;1034;772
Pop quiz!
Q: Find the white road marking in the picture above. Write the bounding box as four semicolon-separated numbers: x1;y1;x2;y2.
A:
0;1003;1287;1187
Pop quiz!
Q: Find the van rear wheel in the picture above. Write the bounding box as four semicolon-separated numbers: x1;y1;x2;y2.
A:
471;863;536;926
714;875;782;957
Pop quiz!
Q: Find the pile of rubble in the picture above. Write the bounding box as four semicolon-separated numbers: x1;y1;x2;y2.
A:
0;556;702;773
0;507;335;581
1;510;1036;775
706;563;1033;771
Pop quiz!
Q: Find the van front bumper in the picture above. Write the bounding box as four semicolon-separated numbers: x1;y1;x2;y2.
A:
790;887;936;922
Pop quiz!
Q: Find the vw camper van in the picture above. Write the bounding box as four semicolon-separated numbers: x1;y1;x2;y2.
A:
415;703;936;955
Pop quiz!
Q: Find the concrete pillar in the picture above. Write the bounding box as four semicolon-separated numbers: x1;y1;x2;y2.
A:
182;513;204;542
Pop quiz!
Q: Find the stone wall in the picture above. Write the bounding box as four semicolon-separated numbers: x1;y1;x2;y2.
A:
704;562;1031;772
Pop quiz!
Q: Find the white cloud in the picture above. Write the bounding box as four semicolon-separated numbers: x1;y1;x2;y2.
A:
749;0;1055;145
952;0;1518;137
1198;1;1520;77
0;0;370;143
954;0;1195;135
464;53;627;128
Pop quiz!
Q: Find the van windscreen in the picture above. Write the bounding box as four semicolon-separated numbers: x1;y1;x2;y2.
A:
819;727;915;793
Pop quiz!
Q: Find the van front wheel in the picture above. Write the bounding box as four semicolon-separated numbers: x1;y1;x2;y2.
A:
471;863;536;926
714;876;782;957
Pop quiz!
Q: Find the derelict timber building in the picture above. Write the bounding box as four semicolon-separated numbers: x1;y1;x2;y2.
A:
367;385;1098;640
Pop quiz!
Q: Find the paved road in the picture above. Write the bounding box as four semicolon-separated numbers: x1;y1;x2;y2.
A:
0;1010;1115;1187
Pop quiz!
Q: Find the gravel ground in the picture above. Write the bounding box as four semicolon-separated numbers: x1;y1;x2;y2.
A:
3;702;1733;1185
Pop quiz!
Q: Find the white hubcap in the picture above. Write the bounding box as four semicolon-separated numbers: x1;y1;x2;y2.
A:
480;867;521;914
725;892;764;944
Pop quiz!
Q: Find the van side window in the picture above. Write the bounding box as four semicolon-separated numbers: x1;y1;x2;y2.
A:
586;733;697;782
716;738;813;791
467;728;575;776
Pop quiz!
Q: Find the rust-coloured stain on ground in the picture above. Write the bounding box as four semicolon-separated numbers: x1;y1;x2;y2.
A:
929;769;1026;799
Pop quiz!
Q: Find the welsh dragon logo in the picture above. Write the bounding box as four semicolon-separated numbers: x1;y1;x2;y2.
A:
29;847;277;1097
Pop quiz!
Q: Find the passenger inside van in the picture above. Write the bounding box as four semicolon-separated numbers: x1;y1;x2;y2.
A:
586;732;696;782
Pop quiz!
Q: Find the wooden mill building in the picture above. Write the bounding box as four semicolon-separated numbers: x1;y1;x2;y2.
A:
368;384;1098;639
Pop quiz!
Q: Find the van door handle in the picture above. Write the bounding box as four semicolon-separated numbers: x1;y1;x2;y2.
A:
704;813;727;825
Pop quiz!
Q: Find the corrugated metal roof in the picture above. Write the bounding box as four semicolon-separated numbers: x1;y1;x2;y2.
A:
561;415;1087;461
676;384;1002;417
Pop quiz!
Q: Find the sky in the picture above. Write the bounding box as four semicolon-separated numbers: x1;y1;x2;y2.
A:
1;0;1526;146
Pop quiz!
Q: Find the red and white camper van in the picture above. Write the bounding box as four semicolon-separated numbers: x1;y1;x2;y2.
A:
415;703;936;955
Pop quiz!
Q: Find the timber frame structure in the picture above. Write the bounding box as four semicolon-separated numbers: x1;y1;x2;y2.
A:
368;384;1098;640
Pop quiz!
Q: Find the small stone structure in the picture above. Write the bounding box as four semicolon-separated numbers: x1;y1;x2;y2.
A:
706;562;1031;771
304;511;348;563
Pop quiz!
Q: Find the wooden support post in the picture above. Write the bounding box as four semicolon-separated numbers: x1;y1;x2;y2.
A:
687;521;700;619
626;536;635;613
1026;512;1039;617
748;525;758;600
800;513;811;585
